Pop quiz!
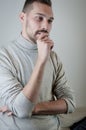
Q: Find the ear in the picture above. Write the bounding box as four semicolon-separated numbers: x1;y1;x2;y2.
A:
19;12;26;23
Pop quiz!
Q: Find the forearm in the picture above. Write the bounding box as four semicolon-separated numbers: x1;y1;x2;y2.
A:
22;58;46;103
32;99;67;115
0;59;46;118
12;58;46;118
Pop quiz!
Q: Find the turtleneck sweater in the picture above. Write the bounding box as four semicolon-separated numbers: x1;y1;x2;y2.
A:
0;34;75;130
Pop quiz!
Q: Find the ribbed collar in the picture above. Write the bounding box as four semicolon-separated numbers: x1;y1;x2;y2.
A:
16;34;37;51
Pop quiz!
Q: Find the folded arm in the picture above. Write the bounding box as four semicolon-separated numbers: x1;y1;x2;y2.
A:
32;99;67;115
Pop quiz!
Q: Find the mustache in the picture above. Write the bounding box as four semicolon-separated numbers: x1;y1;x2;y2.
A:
36;30;48;35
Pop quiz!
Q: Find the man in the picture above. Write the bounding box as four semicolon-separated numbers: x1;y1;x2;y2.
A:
0;0;75;130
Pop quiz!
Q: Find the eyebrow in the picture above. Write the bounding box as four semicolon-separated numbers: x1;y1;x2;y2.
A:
35;13;54;20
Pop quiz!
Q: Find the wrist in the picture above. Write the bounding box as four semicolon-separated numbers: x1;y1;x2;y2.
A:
37;57;47;67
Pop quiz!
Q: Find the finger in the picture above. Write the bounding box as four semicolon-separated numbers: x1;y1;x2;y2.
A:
44;39;54;47
0;108;2;112
0;106;5;112
0;106;8;113
2;106;8;113
47;40;54;49
7;112;13;116
42;36;50;41
36;32;49;41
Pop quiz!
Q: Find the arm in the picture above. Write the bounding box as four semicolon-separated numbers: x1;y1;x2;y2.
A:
22;33;53;103
52;53;76;113
0;33;53;118
32;99;67;115
33;53;76;115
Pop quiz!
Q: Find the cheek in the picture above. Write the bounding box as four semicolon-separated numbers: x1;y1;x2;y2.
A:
27;21;39;32
49;24;52;32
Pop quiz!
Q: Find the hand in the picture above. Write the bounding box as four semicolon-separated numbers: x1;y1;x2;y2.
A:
0;106;13;116
36;33;54;64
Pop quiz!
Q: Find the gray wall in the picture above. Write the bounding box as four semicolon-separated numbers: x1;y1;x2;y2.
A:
0;0;86;107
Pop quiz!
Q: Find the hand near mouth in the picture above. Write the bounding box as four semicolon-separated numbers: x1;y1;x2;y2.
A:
36;32;54;64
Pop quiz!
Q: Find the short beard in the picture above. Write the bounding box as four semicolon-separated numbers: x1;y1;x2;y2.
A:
27;33;36;44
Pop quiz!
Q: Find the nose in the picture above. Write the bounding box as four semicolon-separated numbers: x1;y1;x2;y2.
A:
41;20;49;32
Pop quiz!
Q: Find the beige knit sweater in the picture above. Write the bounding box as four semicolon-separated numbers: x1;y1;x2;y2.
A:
0;35;75;130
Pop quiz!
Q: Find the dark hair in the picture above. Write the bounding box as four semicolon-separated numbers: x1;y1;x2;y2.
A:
22;0;52;13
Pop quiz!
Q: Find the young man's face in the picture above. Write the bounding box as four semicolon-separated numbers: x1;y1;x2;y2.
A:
20;2;54;43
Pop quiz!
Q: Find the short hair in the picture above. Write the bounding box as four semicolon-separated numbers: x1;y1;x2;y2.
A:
22;0;52;13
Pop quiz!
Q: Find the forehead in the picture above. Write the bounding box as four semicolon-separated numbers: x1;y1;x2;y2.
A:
28;2;54;18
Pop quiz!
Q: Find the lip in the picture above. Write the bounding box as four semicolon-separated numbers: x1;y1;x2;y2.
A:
37;32;41;34
37;32;49;35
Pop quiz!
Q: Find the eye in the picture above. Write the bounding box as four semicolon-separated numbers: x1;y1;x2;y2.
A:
35;16;43;22
48;19;53;24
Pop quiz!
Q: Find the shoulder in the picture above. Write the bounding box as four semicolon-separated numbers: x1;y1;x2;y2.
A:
0;40;18;69
0;38;18;58
0;41;14;59
0;46;10;60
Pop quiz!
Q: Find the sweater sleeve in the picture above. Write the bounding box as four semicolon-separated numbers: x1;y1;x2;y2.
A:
0;49;35;118
51;51;76;113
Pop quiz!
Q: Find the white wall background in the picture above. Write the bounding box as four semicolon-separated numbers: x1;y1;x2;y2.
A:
0;0;86;107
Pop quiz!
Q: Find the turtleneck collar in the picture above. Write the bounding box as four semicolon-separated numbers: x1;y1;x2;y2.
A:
16;34;37;51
